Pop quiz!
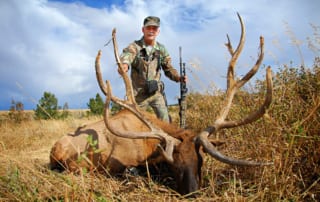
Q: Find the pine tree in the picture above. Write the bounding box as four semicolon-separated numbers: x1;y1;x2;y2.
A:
87;93;104;115
34;92;59;119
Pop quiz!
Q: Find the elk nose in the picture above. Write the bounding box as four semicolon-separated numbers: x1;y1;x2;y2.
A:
178;168;200;195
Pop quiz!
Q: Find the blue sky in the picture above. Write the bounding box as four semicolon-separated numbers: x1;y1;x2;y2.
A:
51;0;125;8
1;0;319;110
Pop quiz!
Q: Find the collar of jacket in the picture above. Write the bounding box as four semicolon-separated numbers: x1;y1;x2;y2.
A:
138;37;161;51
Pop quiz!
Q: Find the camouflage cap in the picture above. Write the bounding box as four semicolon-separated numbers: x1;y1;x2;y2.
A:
143;16;160;27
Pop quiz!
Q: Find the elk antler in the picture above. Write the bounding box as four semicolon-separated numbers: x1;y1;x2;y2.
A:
95;29;180;163
196;13;273;166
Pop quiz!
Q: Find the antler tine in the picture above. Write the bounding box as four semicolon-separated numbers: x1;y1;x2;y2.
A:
233;12;246;61
219;66;273;129
111;28;136;105
95;44;160;133
218;13;246;121
225;34;234;56
226;12;246;89
96;29;158;132
103;80;161;139
95;50;108;96
198;65;272;135
103;79;179;163
196;66;273;166
218;36;266;129
217;36;264;123
237;36;264;89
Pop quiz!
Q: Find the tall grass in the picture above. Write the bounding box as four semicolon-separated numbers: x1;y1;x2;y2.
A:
1;60;319;201
182;60;320;201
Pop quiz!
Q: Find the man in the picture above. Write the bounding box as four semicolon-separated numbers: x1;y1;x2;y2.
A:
120;16;187;122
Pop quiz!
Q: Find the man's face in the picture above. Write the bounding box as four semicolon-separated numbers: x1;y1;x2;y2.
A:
142;26;160;43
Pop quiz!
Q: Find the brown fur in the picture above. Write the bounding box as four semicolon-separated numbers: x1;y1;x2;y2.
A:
50;109;201;195
50;110;175;173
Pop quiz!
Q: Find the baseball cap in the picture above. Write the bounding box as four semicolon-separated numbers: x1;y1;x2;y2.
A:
143;16;160;27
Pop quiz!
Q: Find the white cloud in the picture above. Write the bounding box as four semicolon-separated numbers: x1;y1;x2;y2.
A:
0;0;319;110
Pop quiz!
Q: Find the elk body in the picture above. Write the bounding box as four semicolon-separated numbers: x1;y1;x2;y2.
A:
50;14;273;195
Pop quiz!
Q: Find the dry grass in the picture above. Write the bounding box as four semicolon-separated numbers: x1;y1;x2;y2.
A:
1;63;320;201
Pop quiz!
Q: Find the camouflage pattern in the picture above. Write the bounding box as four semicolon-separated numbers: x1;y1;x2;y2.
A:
120;37;180;122
136;91;170;122
143;16;160;27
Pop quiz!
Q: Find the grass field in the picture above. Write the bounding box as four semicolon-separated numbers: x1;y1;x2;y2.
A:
1;63;319;201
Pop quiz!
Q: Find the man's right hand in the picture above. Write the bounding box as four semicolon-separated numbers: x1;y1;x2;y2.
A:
118;63;129;74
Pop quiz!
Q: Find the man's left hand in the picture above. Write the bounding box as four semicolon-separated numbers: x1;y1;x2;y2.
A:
180;76;188;83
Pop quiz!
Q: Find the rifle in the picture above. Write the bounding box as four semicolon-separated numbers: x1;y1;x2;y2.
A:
179;47;188;129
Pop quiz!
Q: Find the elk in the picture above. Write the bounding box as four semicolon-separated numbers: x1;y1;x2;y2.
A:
50;13;273;195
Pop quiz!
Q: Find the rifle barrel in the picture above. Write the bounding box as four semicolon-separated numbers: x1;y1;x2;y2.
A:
179;47;187;129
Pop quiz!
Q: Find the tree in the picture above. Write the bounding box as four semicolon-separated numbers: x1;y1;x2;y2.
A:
34;91;59;119
111;102;122;115
87;93;104;115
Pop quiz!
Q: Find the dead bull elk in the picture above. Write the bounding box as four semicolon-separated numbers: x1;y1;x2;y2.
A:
50;13;273;195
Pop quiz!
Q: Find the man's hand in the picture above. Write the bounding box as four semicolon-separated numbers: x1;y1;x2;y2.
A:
180;75;188;83
118;63;129;74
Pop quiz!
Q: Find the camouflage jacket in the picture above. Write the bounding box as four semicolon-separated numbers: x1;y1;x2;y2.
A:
120;37;180;96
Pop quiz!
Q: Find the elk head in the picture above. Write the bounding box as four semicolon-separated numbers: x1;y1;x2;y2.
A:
95;13;273;195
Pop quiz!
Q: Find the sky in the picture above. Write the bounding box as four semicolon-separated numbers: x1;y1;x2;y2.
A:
1;0;319;110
